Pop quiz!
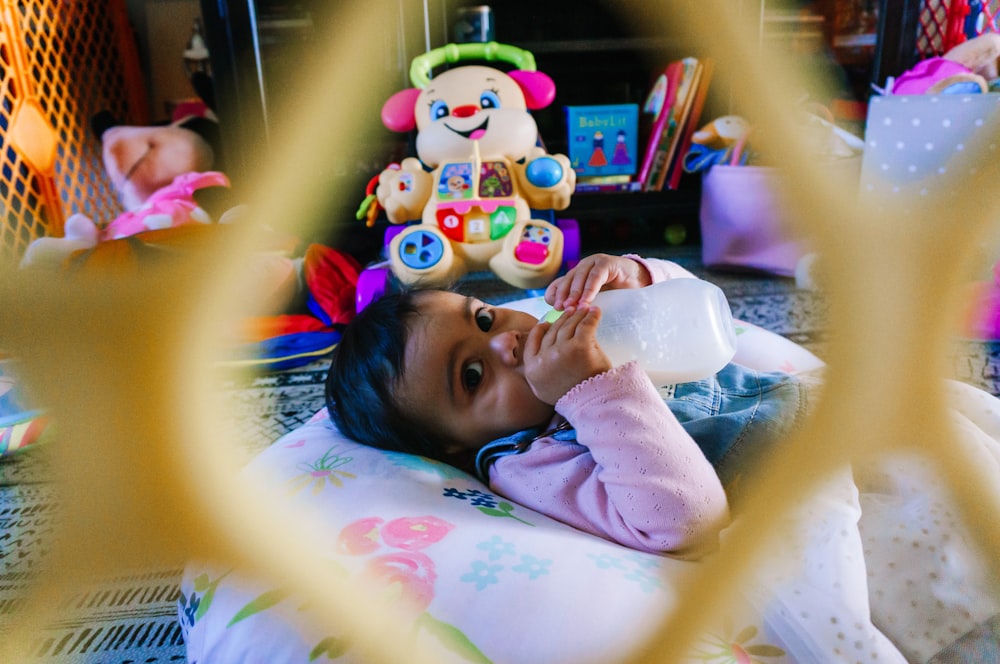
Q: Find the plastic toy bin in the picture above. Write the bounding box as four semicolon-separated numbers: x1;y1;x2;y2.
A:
0;0;148;263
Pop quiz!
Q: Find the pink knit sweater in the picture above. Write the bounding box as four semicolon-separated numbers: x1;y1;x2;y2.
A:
488;257;731;556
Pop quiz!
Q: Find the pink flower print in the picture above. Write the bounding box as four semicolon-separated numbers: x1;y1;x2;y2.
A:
329;515;486;660
381;516;454;551
337;517;385;556
363;551;437;613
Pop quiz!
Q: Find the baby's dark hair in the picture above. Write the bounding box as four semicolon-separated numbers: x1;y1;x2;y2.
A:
325;288;451;461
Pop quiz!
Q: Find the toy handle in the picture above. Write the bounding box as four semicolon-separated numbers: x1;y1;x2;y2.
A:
410;42;537;88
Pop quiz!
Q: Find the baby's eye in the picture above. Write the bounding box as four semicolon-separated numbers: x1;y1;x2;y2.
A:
463;360;484;391
474;308;494;332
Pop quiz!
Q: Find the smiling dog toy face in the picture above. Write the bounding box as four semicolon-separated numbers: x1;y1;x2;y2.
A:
411;65;540;166
372;54;575;291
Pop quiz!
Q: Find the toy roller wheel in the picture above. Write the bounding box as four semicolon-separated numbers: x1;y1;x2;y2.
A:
557;218;580;270
395;228;447;271
355;266;391;312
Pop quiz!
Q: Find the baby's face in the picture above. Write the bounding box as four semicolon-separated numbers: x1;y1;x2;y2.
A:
396;291;555;453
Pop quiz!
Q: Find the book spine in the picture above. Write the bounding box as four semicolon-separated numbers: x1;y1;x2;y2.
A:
651;59;700;191
574;181;642;193
636;67;677;187
666;57;715;190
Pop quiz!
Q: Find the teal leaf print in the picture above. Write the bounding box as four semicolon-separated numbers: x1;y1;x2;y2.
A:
190;570;232;622
475;501;534;526
309;636;351;661
227;587;294;627
416;612;493;663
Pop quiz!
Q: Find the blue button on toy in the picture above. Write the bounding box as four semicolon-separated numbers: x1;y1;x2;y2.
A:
525;156;562;188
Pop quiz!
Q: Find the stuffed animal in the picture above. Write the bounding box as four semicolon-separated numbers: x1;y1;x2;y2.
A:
18;102;361;367
373;42;576;290
691;115;751;151
19;110;239;269
892;32;1000;95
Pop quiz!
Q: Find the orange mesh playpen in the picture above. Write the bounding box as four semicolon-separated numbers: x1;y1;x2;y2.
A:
0;0;148;263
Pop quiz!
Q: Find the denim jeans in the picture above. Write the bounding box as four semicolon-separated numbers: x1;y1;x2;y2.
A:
661;363;813;489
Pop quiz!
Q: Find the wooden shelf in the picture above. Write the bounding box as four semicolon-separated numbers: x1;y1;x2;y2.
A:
565;188;702;250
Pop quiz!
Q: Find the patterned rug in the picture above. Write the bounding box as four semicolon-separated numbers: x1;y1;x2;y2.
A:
1;244;997;663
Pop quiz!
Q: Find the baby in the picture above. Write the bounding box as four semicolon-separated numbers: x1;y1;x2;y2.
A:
325;254;814;556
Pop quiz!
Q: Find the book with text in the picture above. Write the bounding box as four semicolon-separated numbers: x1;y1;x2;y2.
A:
636;60;683;188
649;58;702;191
665;57;715;190
565;104;640;178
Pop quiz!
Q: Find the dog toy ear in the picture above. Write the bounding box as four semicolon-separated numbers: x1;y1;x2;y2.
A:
382;88;422;133
508;70;556;110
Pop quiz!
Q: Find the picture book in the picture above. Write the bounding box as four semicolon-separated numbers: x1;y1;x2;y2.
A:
665;57;715;190
649;58;702;191
636;60;683;188
565;104;640;178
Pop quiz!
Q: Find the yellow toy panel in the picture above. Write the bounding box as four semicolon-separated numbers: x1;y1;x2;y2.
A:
0;0;147;263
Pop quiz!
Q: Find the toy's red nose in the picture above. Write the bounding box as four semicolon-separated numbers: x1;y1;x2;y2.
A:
451;104;478;118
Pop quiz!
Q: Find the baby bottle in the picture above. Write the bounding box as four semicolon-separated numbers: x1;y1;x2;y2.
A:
544;279;737;385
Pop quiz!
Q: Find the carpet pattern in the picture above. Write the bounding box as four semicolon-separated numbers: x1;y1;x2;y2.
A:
1;245;998;663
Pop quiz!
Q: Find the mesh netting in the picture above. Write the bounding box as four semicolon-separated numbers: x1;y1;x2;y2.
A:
919;0;1000;58
0;0;147;263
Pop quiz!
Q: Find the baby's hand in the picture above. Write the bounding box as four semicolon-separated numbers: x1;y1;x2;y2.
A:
544;253;652;310
523;306;612;405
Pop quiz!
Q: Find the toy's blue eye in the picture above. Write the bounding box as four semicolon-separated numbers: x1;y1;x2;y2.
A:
480;90;501;110
430;100;449;120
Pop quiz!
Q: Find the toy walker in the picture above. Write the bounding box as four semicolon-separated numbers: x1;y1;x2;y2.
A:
356;42;580;310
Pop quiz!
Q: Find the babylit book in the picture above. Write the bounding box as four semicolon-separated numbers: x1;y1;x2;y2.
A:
565;104;639;178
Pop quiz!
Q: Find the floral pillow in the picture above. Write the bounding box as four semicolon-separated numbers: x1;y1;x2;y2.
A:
179;307;909;663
